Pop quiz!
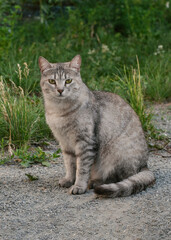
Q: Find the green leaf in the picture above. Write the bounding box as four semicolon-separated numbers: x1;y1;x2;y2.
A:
42;161;51;167
52;153;61;158
25;173;39;181
52;149;61;158
20;161;30;168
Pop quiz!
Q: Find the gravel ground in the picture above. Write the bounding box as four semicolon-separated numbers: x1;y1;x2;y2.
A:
0;104;171;240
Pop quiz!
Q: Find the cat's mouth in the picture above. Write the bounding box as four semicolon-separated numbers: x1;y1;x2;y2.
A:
57;94;65;98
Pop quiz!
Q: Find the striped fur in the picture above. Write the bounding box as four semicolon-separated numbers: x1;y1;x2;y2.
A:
39;55;155;197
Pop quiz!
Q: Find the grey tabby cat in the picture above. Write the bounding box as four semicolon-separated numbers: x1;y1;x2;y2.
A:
39;55;155;197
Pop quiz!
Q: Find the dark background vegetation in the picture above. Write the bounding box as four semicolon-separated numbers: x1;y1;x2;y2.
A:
0;0;170;151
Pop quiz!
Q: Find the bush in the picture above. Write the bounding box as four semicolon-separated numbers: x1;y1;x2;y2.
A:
0;1;21;56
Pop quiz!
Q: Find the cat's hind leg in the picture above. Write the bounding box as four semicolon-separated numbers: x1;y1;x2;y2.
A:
88;179;103;189
88;164;106;189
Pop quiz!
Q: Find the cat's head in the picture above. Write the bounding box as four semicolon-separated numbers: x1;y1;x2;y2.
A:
39;55;82;101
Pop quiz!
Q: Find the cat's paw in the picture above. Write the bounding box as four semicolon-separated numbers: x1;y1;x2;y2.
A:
69;184;87;195
59;178;74;188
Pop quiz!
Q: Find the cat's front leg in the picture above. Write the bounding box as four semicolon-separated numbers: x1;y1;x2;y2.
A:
69;140;96;195
59;151;76;188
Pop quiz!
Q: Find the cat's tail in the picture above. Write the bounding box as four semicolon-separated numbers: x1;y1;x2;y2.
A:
94;168;155;197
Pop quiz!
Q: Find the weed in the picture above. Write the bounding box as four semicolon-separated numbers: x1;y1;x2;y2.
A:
14;62;37;94
113;57;159;140
0;147;61;167
0;77;51;149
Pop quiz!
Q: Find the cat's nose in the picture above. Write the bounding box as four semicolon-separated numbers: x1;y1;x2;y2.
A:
57;89;64;94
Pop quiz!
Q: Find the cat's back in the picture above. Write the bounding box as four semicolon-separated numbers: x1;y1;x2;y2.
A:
93;90;136;123
92;90;144;140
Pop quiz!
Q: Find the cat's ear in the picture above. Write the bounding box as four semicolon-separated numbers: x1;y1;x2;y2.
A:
39;56;51;73
69;55;81;72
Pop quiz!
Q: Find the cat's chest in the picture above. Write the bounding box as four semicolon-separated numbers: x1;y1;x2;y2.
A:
46;112;77;147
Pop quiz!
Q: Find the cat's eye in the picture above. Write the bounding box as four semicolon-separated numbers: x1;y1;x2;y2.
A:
48;79;56;84
65;79;72;84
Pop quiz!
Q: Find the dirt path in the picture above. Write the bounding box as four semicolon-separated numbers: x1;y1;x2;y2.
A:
0;104;171;240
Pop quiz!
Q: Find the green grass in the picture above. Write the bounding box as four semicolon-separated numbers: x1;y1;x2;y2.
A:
0;76;51;149
112;58;160;141
0;0;170;160
143;52;171;102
